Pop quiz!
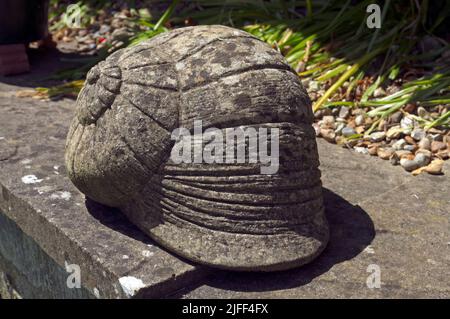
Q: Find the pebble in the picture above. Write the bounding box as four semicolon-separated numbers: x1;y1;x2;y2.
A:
355;126;365;134
403;103;416;113
424;159;444;175
404;144;417;152
368;144;379;156
386;126;403;139
400;158;420;172
403;127;412;135
369;131;386;142
309;81;319;91
301;79;309;87
355;114;365;126
78;44;90;52
411;129;425;141
428;133;443;141
334;122;345;135
400;116;414;129
390;153;399;165
389;111;403;124
321;115;335;129
346;139;359;147
431;141;447;153
99;24;111;34
428;127;444;135
414;152;431;167
314;110;324;119
436;150;449;160
320;108;332;116
417;106;429;119
418;137;431;150
430;112;440;119
346;119;356;128
338;106;350;119
413;158;444;175
342;126;356;137
377;147;394;160
416;149;432;158
354;147;369;155
110;40;124;50
320;128;336;143
331;107;340;116
111;28;133;42
404;135;416;144
387;85;400;95
335;136;346;145
373;87;386;98
395;150;413;159
76;35;92;43
392;138;406;150
377;118;387;131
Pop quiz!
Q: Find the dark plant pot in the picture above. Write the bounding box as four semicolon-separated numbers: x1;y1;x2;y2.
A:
0;0;50;44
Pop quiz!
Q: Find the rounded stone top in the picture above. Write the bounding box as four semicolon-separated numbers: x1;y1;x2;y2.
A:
65;25;328;271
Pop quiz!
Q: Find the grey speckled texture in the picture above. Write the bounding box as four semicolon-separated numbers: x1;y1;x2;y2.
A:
65;25;329;271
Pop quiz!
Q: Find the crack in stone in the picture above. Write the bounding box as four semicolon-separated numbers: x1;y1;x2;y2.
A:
122;95;171;133
180;63;293;92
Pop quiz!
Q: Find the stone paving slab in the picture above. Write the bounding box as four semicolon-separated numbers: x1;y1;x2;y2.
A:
181;139;450;298
0;84;208;298
1;71;449;298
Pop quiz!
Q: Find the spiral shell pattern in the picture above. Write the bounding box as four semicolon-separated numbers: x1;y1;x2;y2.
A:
65;25;329;271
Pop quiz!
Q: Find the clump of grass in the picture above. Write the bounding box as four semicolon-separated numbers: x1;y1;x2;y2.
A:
35;80;85;99
17;80;85;100
174;0;450;128
128;0;180;46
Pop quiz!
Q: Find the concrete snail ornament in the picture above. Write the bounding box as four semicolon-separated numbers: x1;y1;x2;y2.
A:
65;25;329;271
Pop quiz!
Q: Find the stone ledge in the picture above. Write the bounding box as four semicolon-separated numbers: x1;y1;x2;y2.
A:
181;139;450;298
1;78;449;299
0;92;208;299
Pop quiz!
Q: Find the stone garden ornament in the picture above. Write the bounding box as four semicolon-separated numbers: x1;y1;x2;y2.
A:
65;25;329;271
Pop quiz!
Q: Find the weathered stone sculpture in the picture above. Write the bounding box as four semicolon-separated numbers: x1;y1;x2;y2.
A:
65;25;329;271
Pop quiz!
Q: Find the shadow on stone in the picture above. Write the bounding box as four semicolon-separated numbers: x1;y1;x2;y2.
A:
85;198;201;267
85;197;207;286
85;198;154;245
86;187;375;296
185;187;375;293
